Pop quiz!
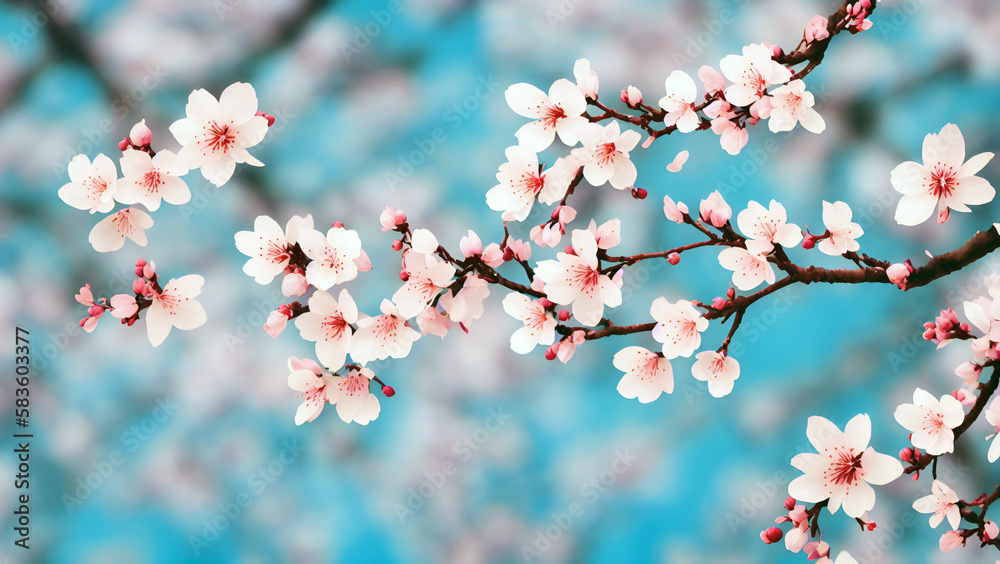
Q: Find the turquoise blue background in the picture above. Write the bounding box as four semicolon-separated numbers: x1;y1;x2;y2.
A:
2;0;1000;562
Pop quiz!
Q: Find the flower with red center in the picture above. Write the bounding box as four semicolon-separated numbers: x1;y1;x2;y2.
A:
534;229;622;327
613;346;673;403
719;43;792;108
894;388;964;455
235;215;313;285
58;153;118;214
169;82;270;187
505;78;588;152
502;293;557;354
892;123;995;225
762;79;825;134
691;351;740;397
115;148;190;211
736;200;803;247
788;414;903;518
486;145;576;221
287;357;333;425
350;299;421;365
88;207;154;253
651;298;709;359
571;122;642;190
392;251;456;319
328;366;381;425
295;289;359;371
145;274;207;347
912;479;961;529
298;226;364;291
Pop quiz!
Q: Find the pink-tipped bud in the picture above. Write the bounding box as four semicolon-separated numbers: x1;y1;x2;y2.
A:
564;245;576;256
331;221;344;229
726;287;736;299
760;527;783;544
667;252;680;265
126;317;136;327
87;305;104;318
539;298;553;309
391;239;403;251
79;317;89;327
899;447;913;462
256;110;276;127
502;248;515;262
558;310;570;322
984;521;999;541
132;279;146;295
118;137;131;151
802;236;815;249
129;119;152;146
544;345;557;361
622;85;642;106
142;263;156;279
770;44;783;57
399;270;409;282
135;266;145;277
784;497;796;511
712;297;727;309
382;385;396;397
135;258;147;267
631;187;648;199
278;304;293;317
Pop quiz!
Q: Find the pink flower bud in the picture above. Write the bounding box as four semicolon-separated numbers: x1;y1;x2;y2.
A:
502;248;515;261
667;252;680;265
783;497;796;511
118;137;130;151
804;15;830;43
984;521;999;541
712;297;727;309
392;239;403;251
939;530;965;552
802;236;815;249
770;44;783;57
142;262;156;279
760;527;783;544
631;187;648;199
255;111;276;127
263;310;288;338
558;310;570;322
380;206;407;232
135;266;145;277
544;345;557;361
886;262;911;290
87;305;104;318
129;119;152;146
699;190;732;228
331;221;344;229
277;304;293;317
726;287;735;299
539;298;553;309
281;272;308;297
622;85;642;106
564;245;575;255
132;279;146;295
399;270;409;282
382;385;396;397
460;230;483;258
899;447;913;462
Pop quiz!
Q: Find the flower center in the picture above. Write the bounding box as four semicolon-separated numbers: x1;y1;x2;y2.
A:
829;449;864;486
342;374;368;396
141;170;162;192
928;164;957;199
570;263;600;295
206;121;236;153
541;104;566;128
518;172;545;197
594;142;618;166
322;315;348;340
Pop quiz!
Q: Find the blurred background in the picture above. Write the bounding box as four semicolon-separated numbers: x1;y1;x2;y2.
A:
2;0;1000;562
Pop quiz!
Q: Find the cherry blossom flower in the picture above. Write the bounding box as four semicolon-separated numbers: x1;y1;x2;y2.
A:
587;218;621;250
115;148;190;211
531;206;578;248
571;122;642;190
264;309;288;338
550;330;586;363
393;251;456;319
803;541;830;561
700;190;732;228
89;207;154;253
146;274;207;347
787;414;904;518
737;200;803;247
719;43;792;108
718;239;776;291
621;85;642;106
939;530;965;552
486;146;575;221
351;299;420;365
169;82;269;186
327;366;381;425
817;201;863;256
705;100;749;155
410;228;439;255
502;293;557;354
460;230;483;258
691;351;740;397
236;215;294;284
614;346;673;402
506;238;532;261
573;58;599;100
440;275;490;325
912;479;961;529
282;271;308;297
380;206;407;231
416;307;451;338
298;226;364;290
894;388;964;455
986;397;1000;462
58;153;118;214
109;294;138;319
534;229;622;326
762;80;825;134
287;357;332;425
295;289;358;371
698;65;724;95
658;70;699;133
663;195;689;223
481;243;505;267
650;298;709;359
892;123;995;226
505;79;588;152
805;15;830;42
886;262;913;290
128;119;152;146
